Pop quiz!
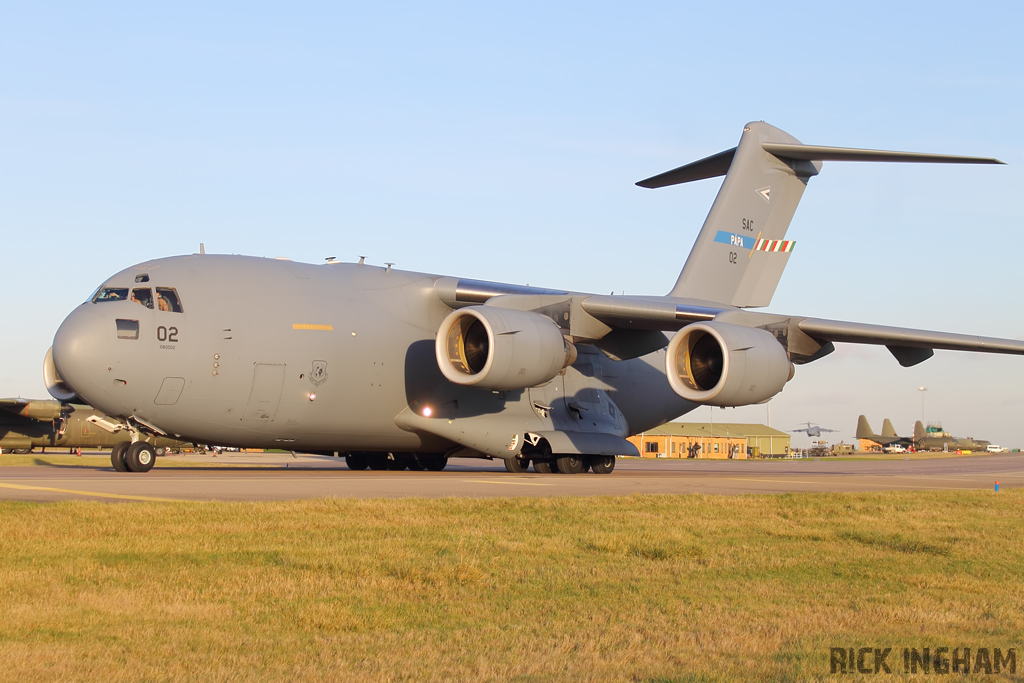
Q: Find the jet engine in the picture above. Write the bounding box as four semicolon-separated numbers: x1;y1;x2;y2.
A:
436;306;576;390
666;322;793;407
43;346;79;402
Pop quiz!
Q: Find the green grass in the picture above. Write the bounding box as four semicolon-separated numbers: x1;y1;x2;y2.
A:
1;491;1022;681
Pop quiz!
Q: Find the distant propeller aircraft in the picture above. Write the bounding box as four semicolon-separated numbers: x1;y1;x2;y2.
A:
44;121;1022;474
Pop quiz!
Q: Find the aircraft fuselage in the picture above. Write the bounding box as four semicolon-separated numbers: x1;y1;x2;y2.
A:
52;255;694;455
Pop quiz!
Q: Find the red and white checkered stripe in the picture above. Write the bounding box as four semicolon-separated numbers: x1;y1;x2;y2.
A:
754;239;795;253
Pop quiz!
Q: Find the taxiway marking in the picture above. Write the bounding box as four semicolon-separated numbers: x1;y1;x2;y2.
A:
462;478;552;486
0;482;182;502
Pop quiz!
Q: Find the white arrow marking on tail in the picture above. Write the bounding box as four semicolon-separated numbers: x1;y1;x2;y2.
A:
756;186;771;203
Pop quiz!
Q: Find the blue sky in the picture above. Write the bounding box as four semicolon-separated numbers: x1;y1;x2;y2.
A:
2;1;1022;447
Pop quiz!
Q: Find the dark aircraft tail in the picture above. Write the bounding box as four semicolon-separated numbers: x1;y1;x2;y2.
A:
856;415;875;440
637;122;1003;308
881;419;898;438
914;421;926;442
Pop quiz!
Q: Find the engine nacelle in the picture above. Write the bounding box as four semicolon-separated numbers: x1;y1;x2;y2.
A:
666;322;793;407
43;346;79;403
436;306;576;390
12;400;63;421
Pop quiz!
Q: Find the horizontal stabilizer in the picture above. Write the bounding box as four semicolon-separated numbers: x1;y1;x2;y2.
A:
636;148;736;188
762;143;1004;165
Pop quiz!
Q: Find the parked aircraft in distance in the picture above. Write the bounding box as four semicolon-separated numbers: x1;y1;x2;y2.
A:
912;421;990;452
790;422;837;438
45;121;1023;474
0;398;188;459
855;415;915;449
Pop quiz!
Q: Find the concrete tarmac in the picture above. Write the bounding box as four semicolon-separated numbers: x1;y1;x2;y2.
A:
0;452;1020;502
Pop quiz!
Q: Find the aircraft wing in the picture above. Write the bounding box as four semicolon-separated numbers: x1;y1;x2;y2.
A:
575;295;1024;366
796;318;1024;366
0;398;63;421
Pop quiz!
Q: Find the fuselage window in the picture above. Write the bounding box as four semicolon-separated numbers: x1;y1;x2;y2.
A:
94;287;129;303
116;319;140;340
132;288;153;309
155;287;183;313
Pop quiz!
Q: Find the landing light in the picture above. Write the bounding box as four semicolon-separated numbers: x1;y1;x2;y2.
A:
309;392;316;401
422;406;433;417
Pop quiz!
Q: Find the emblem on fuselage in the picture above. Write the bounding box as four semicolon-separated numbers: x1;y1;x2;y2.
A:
310;360;328;386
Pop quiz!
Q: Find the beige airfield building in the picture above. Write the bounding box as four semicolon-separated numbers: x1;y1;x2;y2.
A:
628;422;791;459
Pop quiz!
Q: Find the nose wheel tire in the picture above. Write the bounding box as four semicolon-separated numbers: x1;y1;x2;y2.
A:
111;442;130;472
587;455;616;474
125;442;156;472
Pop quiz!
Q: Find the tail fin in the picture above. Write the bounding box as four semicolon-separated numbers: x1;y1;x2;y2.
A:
856;415;874;440
914;421;926;442
881;419;898;438
638;122;1004;308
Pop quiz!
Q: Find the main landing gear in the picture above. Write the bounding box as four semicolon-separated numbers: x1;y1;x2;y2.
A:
345;452;449;472
110;441;157;473
505;454;616;474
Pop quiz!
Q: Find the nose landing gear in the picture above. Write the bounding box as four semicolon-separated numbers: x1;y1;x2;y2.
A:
110;440;157;473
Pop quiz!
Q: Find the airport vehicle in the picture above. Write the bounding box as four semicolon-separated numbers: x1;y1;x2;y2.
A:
986;445;1007;453
0;398;189;457
790;422;837;438
883;444;907;454
45;121;1024;474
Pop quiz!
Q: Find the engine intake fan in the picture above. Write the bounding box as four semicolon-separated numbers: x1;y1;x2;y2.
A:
666;321;793;407
436;306;576;391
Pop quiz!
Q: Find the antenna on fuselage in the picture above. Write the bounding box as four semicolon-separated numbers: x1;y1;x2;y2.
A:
199;243;206;255
358;255;366;265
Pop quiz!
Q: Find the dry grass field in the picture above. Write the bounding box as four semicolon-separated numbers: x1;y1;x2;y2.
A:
1;490;1022;682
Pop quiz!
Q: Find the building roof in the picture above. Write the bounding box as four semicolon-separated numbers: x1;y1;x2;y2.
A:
643;422;790;438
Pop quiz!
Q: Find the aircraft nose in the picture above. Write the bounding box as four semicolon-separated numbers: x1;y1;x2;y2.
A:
51;304;117;408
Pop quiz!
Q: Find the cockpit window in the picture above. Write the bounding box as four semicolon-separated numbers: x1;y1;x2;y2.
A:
155;287;183;313
93;287;129;303
135;274;150;283
131;288;153;309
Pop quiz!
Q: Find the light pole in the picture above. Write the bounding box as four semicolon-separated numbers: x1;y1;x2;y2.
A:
918;386;927;424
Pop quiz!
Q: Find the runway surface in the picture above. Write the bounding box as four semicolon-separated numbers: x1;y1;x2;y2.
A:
0;452;1020;502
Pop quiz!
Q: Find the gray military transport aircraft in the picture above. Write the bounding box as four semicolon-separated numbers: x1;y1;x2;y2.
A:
45;122;1023;474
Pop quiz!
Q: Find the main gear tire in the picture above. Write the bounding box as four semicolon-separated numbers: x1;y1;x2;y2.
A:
587;455;616;474
345;453;369;470
555;455;585;474
504;456;530;473
533;460;555;474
